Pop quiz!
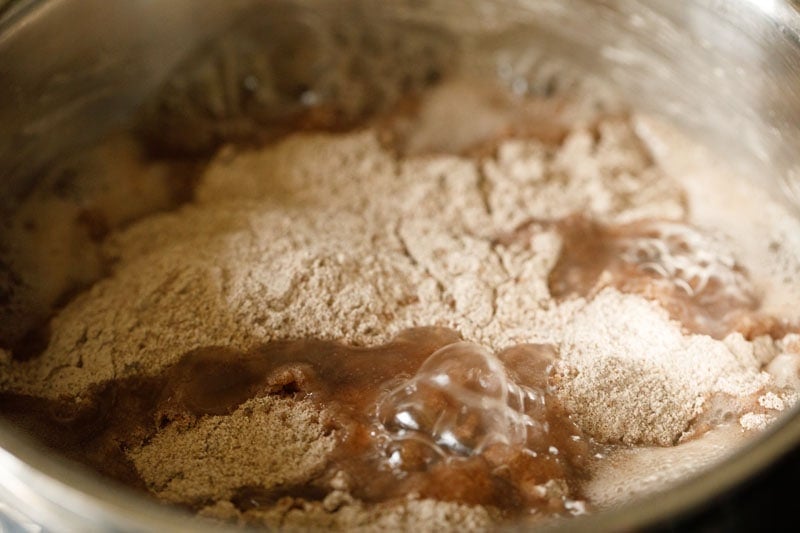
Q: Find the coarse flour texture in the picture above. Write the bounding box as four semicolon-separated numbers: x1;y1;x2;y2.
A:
2;116;800;528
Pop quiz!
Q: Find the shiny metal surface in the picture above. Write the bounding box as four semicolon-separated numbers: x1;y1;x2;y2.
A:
0;0;248;207
1;0;800;531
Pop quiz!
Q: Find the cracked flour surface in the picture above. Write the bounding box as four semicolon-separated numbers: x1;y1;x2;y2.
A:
2;115;799;529
3;119;688;399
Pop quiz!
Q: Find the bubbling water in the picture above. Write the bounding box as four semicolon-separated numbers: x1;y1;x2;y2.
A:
617;221;756;309
376;342;548;469
544;215;764;339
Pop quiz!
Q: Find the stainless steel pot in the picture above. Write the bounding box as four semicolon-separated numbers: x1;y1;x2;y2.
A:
1;0;800;530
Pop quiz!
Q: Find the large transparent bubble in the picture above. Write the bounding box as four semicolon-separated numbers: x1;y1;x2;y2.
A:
375;341;549;471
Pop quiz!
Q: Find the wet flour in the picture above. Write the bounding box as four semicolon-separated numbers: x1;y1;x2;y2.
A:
2;87;800;529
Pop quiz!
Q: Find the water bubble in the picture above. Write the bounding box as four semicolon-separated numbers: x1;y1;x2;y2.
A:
618;222;755;309
376;342;547;470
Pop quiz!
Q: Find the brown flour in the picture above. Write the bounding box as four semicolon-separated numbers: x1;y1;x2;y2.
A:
131;396;337;504
2;83;800;527
1;114;692;399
